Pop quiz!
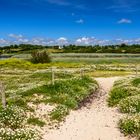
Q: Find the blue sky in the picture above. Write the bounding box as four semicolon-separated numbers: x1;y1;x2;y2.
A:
0;0;140;45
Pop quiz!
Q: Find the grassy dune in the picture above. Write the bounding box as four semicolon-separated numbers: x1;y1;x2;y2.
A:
108;77;140;139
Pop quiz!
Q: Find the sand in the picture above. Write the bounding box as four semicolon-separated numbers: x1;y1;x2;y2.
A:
43;77;135;140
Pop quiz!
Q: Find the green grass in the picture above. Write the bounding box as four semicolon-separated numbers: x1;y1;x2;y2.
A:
0;58;84;69
108;88;131;106
132;78;140;87
119;95;140;113
21;76;98;121
49;105;69;121
119;115;140;136
0;66;98;122
87;70;132;77
22;76;98;107
108;77;140;139
27;117;46;127
108;77;140;107
53;57;140;64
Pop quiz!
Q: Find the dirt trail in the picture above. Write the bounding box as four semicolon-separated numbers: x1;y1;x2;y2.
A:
43;77;134;140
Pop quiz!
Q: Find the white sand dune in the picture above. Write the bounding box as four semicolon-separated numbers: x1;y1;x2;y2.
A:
43;77;136;140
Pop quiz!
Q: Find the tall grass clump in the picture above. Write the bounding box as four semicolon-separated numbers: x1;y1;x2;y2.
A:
31;50;51;64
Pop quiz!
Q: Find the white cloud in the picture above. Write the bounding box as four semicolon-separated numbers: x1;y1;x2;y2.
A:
56;37;68;45
76;37;95;45
75;37;111;45
8;34;23;39
0;39;10;45
118;18;132;24
46;40;55;45
76;19;84;24
18;38;29;43
134;38;140;44
1;34;140;46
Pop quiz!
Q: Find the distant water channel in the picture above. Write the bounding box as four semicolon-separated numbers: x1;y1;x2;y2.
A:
0;55;12;60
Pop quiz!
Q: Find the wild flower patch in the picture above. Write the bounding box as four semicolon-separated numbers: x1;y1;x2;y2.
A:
108;77;140;106
109;76;140;139
119;114;140;135
0;106;26;129
0;106;41;140
0;128;41;140
119;95;140;113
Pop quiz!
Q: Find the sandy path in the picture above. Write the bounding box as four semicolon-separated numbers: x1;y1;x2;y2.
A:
43;77;134;140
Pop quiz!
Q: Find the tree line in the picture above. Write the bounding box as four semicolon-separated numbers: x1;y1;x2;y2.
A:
0;43;140;54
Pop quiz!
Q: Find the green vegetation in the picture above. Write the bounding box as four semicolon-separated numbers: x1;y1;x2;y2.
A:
0;106;26;129
0;106;40;140
0;58;99;124
0;58;84;69
108;77;140;139
1;43;140;54
108;78;140;106
31;50;51;64
132;78;140;87
50;105;69;121
119;115;140;135
27;117;46;127
108;88;130;106
119;95;140;113
21;76;98;121
63;44;140;53
1;47;140;139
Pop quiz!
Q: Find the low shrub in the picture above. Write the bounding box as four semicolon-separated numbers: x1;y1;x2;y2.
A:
31;50;51;64
108;87;131;106
108;86;140;106
119;95;140;113
119;115;140;135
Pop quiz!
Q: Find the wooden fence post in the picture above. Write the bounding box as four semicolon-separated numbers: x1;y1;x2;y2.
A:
51;67;55;85
63;68;66;76
80;68;85;78
135;64;138;77
0;82;6;108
